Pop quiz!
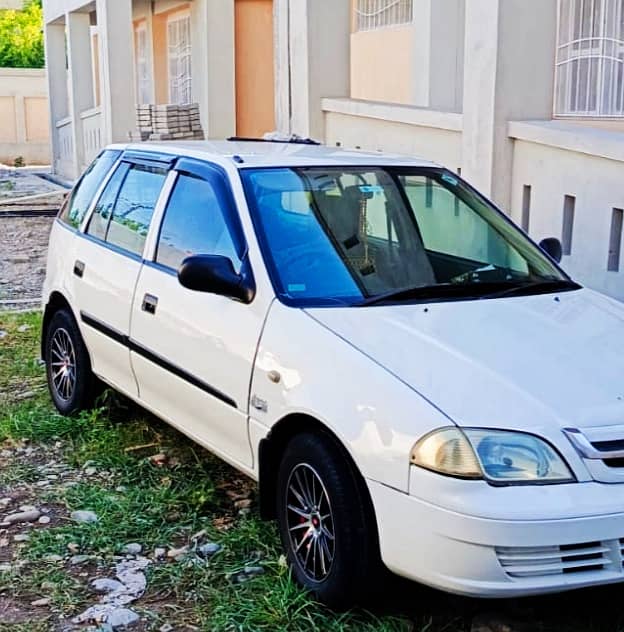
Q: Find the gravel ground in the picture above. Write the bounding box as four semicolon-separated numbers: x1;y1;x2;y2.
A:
0;217;54;308
0;168;67;311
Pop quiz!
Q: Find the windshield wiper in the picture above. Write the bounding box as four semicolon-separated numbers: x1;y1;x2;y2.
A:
483;279;581;300
359;283;495;306
359;279;581;306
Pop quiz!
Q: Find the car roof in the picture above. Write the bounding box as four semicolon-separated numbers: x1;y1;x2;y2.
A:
109;140;440;169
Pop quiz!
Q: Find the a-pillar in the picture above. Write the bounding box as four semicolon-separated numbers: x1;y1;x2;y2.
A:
44;21;69;175
461;0;557;211
67;11;94;175
95;0;136;145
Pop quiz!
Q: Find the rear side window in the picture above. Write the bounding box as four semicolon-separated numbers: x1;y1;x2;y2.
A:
106;164;167;256
86;163;129;241
86;162;167;257
59;150;121;228
155;173;240;270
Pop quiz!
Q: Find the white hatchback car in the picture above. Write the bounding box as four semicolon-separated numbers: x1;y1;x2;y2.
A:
43;140;624;607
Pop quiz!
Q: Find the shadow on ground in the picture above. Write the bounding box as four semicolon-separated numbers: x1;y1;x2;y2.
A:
369;572;624;631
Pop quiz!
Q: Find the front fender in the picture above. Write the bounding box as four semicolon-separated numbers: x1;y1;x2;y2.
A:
250;301;453;492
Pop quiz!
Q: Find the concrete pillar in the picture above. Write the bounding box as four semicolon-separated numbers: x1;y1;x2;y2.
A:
274;0;290;134
428;0;464;112
67;11;94;173
278;0;350;139
96;0;136;144
191;0;236;138
461;0;557;210
44;22;69;175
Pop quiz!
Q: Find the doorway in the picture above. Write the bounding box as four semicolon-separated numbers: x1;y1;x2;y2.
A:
235;0;276;137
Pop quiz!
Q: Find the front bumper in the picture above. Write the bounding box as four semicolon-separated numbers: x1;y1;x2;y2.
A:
368;474;624;598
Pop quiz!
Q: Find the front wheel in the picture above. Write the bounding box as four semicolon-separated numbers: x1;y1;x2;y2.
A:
276;432;380;608
44;308;97;415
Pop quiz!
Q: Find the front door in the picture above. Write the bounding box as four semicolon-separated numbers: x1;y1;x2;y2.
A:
235;0;275;137
129;159;268;468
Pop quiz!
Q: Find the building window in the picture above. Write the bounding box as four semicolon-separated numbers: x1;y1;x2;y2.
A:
555;0;624;117
354;0;413;32
167;13;192;105
134;22;152;105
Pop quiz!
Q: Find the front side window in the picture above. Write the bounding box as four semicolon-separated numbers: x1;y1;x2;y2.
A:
86;162;166;257
155;173;240;270
555;0;624;117
59;150;121;228
242;167;576;307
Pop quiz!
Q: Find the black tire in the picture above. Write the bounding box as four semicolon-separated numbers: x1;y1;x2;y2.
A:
44;308;97;415
276;432;380;609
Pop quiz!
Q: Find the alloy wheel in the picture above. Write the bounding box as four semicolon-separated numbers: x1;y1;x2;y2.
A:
49;327;77;402
285;463;336;582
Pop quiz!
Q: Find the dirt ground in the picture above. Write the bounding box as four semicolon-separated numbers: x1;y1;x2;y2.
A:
0;216;54;307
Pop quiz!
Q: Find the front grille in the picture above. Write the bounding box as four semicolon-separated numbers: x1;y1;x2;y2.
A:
562;427;624;481
603;458;624;468
496;541;612;578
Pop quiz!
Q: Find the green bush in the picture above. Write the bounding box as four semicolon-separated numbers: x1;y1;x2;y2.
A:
0;0;44;69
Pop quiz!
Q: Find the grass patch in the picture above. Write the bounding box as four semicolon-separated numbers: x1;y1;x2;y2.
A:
4;311;622;631
0;311;420;630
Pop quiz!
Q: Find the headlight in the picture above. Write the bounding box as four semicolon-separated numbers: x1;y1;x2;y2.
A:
411;427;574;484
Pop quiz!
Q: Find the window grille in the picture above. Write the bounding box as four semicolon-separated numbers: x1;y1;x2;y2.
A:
355;0;413;31
135;23;152;105
555;0;624;117
167;14;192;105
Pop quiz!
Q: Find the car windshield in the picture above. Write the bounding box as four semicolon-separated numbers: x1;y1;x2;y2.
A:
241;166;577;307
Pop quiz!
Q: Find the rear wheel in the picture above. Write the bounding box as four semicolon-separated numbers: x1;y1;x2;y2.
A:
45;309;97;415
276;432;379;608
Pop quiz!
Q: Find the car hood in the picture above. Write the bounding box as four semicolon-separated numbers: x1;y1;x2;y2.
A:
305;288;624;433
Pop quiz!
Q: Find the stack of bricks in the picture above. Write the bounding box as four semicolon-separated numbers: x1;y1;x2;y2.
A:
132;103;204;142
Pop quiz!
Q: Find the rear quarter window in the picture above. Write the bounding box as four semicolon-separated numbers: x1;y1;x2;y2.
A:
59;150;121;229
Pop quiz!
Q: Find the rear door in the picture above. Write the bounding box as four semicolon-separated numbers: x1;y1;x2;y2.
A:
72;156;169;395
129;158;269;468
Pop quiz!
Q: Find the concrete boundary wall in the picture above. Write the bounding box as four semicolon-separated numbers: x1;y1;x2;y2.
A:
510;121;624;301
0;68;50;165
322;98;463;170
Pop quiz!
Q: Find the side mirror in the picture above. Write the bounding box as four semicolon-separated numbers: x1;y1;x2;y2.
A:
539;237;563;263
178;254;255;303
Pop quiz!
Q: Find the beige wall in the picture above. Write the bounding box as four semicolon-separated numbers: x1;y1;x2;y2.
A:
350;26;415;105
0;68;50;165
323;99;463;170
0;0;24;8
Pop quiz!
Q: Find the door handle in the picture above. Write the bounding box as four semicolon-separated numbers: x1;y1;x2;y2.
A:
73;260;85;278
142;293;158;315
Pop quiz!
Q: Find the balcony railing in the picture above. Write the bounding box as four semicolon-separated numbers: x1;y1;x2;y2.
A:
80;106;103;168
55;116;73;177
